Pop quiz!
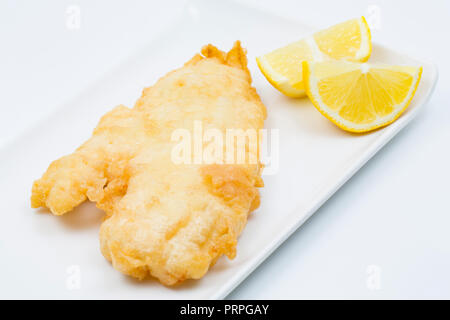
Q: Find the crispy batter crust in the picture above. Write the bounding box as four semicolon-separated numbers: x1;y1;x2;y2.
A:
31;41;266;285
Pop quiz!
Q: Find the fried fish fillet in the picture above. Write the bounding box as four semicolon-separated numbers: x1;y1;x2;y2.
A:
31;41;266;285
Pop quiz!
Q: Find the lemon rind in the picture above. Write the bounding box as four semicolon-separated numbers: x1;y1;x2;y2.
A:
303;61;423;133
256;56;306;97
354;16;372;62
256;17;371;98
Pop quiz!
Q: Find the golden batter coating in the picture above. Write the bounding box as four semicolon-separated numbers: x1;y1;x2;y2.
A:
31;41;266;285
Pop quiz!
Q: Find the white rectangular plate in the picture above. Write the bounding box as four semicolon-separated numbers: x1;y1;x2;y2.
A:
0;0;437;299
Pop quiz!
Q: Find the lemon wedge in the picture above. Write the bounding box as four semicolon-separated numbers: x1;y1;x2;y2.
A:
256;17;371;97
303;60;422;132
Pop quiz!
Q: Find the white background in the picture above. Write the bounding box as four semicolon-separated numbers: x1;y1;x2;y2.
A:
1;0;449;299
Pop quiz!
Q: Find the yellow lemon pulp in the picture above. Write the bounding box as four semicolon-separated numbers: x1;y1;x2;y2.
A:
303;60;422;132
256;17;371;97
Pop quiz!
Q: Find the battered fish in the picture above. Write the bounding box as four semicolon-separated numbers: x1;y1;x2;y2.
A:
31;41;266;285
